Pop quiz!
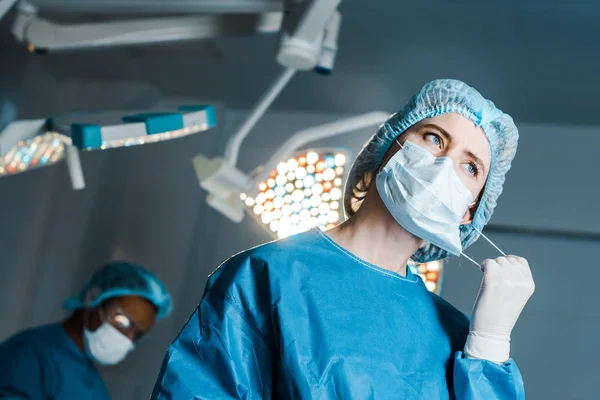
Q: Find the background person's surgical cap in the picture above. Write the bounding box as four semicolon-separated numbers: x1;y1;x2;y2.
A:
63;261;173;320
344;79;519;263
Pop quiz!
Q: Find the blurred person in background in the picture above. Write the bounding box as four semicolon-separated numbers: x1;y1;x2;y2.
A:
0;261;172;400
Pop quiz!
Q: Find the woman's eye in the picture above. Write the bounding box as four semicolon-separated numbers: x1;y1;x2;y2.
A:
464;163;478;177
424;133;442;148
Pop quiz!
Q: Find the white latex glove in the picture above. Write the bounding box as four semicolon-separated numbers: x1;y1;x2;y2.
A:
464;255;535;363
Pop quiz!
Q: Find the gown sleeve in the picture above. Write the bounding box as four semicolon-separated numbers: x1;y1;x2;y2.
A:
0;339;47;400
453;352;525;400
151;256;276;400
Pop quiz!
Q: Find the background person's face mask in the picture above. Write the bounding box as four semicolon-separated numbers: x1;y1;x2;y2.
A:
375;140;474;256
84;322;135;365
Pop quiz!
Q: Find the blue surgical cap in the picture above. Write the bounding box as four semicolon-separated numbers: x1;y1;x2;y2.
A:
63;261;173;320
345;79;519;263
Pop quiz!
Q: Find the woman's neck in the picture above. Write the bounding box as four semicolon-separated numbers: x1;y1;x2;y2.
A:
326;190;423;276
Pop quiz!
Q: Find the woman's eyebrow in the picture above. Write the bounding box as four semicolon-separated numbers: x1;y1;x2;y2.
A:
421;124;452;143
465;150;486;176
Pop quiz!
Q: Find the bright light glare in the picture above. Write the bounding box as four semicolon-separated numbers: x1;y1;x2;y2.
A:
0;133;65;176
243;150;348;239
306;152;319;165
411;260;444;294
335;153;347;166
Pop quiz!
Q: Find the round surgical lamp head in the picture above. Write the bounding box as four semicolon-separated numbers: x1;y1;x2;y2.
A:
0;132;64;176
242;148;349;239
0;105;216;187
51;105;216;151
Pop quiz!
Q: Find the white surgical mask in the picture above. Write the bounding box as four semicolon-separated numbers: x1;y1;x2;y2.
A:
376;140;474;256
84;322;135;365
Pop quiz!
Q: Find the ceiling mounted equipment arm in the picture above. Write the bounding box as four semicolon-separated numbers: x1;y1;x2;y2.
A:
12;10;283;53
223;0;342;168
194;1;344;222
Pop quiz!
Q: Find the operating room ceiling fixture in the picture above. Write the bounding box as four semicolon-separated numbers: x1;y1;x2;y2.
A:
0;105;216;188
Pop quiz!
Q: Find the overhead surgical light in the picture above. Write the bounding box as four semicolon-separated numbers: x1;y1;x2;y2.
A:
58;106;216;150
194;111;389;223
0;105;216;189
409;261;445;295
241;148;348;239
0;132;64;176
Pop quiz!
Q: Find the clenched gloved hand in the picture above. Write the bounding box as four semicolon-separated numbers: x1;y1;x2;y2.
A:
464;255;535;363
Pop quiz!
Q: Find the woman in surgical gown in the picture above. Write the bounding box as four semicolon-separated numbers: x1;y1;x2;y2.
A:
152;79;534;399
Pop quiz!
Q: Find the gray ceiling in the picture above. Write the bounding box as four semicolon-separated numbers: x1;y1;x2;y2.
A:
2;0;600;125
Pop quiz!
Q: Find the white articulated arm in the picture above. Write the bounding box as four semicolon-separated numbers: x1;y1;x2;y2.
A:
12;12;283;52
223;67;297;167
223;0;344;167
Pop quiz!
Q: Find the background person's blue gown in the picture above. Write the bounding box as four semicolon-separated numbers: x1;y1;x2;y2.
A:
152;230;525;399
0;323;110;400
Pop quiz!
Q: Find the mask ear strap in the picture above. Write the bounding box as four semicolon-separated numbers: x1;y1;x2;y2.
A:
460;227;506;269
460;252;481;268
473;227;506;256
378;140;405;174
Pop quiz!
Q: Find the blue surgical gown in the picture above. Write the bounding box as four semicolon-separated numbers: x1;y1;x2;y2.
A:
152;230;525;399
0;323;110;400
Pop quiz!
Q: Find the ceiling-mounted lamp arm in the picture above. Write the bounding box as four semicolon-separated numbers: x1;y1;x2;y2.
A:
223;0;344;168
12;11;283;53
223;66;297;167
252;111;390;184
